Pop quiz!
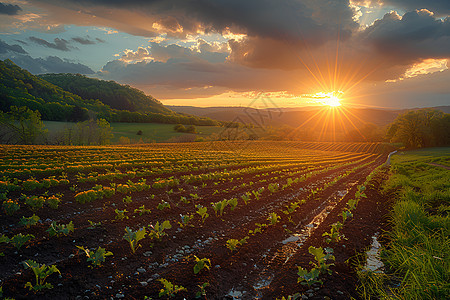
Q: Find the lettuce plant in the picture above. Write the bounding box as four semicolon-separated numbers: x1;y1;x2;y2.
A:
123;227;146;253
193;256;211;274
46;221;74;237
76;246;113;268
22;260;60;292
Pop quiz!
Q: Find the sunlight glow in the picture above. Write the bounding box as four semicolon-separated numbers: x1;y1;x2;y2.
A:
305;91;343;107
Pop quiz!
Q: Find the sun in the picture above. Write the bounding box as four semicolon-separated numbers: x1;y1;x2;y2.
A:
322;94;341;107
306;91;343;107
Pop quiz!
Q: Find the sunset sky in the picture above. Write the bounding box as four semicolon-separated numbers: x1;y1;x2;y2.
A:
0;0;449;109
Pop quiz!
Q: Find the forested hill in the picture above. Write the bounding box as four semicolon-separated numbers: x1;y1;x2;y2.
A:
0;59;218;126
39;73;170;114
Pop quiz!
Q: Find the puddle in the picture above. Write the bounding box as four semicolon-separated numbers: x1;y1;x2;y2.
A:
363;232;384;273
226;289;244;299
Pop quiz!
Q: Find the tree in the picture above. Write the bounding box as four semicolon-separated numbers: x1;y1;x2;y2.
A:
0;106;47;144
386;109;448;148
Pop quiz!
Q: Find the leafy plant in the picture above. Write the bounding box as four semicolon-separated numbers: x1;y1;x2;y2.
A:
193;256;211;274
115;209;129;221
46;221;74;237
178;214;194;228
9;233;35;249
227;198;238;211
211;199;228;216
22;260;60;292
297;266;322;286
226;236;249;251
157;200;171;210
122;195;133;204
322;222;344;243
195;282;210;298
308;246;335;274
123;227;146;253
2;199;20;215
195;205;209;224
267;212;281;225
134;205;151;216
158;278;186;298
24;195;45;212
45;195;61;209
76;246;113;268
241;192;251;205
341;210;353;222
19;214;40;228
87;220;102;229
148;220;172;241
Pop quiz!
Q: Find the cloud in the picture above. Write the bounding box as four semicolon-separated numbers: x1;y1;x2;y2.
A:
71;36;105;45
360;9;450;63
0;2;21;15
1;54;94;74
383;0;450;16
29;36;73;51
0;39;28;54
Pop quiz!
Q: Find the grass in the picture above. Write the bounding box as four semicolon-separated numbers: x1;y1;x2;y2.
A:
358;147;450;299
43;121;224;143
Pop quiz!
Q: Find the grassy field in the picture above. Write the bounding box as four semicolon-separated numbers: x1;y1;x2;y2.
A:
43;121;225;143
359;147;450;299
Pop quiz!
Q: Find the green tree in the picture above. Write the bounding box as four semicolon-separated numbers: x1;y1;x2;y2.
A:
0;106;47;144
387;109;448;148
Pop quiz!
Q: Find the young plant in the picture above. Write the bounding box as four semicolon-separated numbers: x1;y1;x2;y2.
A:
193;256;211;274
178;214;194;228
87;220;102;229
341;210;353;222
322;222;344;243
115;209;129;221
190;193;200;201
19;214;40;228
226;236;249;252
24;195;45;212
267;212;281;225
211;199;228;216
76;246;113;268
158;278;186;298
297;266;322;286
46;195;61;209
2;199;20;215
308;246;335;274
134;205;151;216
195;205;209;224
148;220;172;241
195;282;210;299
179;196;189;204
241;192;251;205
9;233;35;249
157;200;171;210
123;227;146;253
22;260;60;292
46;221;74;237
227;198;238;211
122;196;133;204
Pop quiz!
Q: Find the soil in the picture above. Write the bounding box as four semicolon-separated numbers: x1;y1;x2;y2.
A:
0;152;393;300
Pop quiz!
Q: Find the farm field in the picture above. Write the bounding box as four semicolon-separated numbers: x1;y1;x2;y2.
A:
0;141;391;299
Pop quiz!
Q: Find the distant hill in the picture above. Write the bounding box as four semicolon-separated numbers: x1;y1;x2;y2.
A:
0;59;218;126
39;73;171;114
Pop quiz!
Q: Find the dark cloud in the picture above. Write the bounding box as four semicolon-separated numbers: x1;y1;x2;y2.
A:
0;39;28;54
0;2;21;15
71;36;105;45
383;0;450;16
1;54;94;74
360;10;450;63
29;37;73;51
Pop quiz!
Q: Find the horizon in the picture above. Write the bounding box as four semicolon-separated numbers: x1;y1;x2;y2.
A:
0;1;449;109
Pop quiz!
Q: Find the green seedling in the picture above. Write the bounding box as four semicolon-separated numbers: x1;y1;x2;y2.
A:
322;222;344;243
22;260;60;292
347;198;358;211
193;256;211;274
25;195;45;212
76;246;113;268
2;199;20;216
9;233;35;249
195;282;210;298
46;221;74;237
123;196;133;204
46;195;61;209
148;220;172;241
157;200;171;210
123;227;146;253
190;193;200;201
241;192;251;205
158;278;187;298
178;214;194;228
226;236;249;252
297;266;322;286
308;246;335;274
19;214;40;228
227;198;238;211
134;205;151;216
195;205;209;224
87;220;102;229
179;196;189;204
211;199;228;216
115;209;129;221
341;210;353;222
267;212;280;225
